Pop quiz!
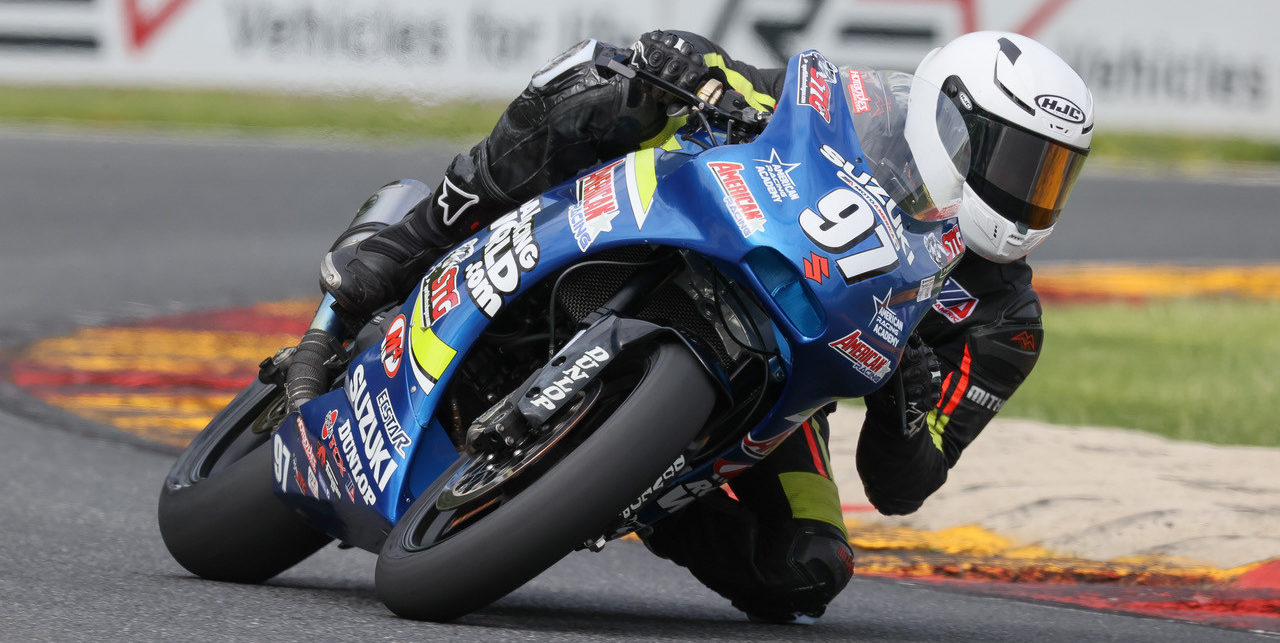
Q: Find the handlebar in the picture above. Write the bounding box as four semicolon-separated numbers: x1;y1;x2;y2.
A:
594;48;771;146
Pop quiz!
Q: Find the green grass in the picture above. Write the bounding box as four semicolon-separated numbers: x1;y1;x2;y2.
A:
1004;298;1280;447
3;84;1280;166
0;85;506;142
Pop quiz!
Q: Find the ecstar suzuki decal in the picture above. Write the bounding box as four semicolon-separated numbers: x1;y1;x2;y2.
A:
828;329;892;381
568;159;625;251
707;161;767;237
819;144;914;265
465;198;540;317
376;389;412;459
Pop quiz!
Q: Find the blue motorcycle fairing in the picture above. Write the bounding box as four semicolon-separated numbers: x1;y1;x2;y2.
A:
272;50;964;551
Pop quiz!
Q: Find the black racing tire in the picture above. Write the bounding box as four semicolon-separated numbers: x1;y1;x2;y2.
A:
158;379;332;583
375;340;716;622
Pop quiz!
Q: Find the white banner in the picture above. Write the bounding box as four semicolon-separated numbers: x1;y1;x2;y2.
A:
1;0;1277;138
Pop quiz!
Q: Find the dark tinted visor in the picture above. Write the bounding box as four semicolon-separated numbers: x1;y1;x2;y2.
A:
964;112;1089;229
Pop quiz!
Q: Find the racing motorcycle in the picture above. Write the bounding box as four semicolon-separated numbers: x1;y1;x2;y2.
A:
158;49;971;622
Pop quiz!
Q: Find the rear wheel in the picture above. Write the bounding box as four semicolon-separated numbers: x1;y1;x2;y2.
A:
157;380;332;583
375;340;716;621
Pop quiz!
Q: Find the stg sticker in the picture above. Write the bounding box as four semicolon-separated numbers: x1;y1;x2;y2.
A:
797;51;838;123
707;161;767;237
829;329;891;382
568;159;624;252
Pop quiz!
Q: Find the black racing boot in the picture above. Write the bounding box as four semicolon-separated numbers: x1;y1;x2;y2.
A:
320;151;514;320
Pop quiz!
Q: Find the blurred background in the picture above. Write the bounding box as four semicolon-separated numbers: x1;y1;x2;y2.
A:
2;0;1276;447
0;2;1278;638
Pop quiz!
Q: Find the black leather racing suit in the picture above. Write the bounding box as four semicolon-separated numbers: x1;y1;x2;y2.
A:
394;31;1045;621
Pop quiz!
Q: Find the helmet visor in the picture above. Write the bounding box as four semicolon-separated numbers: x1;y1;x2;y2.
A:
964;112;1089;229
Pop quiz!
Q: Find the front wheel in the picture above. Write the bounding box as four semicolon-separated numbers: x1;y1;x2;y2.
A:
157;379;332;583
375;340;716;621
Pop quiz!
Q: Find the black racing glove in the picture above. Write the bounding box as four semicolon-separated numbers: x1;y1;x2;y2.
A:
865;332;942;438
631;30;710;104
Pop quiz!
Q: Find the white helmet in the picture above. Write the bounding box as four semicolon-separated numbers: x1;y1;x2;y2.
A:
914;31;1094;262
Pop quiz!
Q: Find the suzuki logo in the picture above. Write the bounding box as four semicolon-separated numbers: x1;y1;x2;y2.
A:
1035;94;1085;124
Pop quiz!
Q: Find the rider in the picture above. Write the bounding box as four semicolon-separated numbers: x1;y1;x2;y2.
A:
320;30;1093;622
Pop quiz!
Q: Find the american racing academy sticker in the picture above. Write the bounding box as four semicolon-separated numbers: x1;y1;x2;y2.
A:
870;289;905;346
754;149;800;203
568;159;625;252
931;277;979;323
421;238;477;326
707;161;767;237
797;51;839;123
465;198;540;318
828;329;892;382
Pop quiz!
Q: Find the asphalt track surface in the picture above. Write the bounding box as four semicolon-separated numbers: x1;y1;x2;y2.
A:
1;130;1276;642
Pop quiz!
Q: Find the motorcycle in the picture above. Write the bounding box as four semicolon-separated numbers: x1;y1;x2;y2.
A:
158;49;970;621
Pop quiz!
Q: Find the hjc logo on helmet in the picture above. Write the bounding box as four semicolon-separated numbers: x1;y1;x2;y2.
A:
1035;94;1086;124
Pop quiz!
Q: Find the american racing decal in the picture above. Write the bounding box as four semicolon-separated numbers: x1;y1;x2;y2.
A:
846;69;870;114
621;455;686;519
346;364;399;494
803;252;829;284
707;161;767;237
381;314;406;378
870;289;904;346
568;159;625;252
796;51;838;123
820;144;914;264
465;198;540;318
931;277;979;323
754;149;800;203
829;329;892;382
376;389;412;458
528;346;611;411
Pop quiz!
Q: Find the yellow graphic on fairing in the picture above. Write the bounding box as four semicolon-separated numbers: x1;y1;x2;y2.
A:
409;291;458;392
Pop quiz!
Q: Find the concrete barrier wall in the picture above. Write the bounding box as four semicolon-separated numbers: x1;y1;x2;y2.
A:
2;0;1276;138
